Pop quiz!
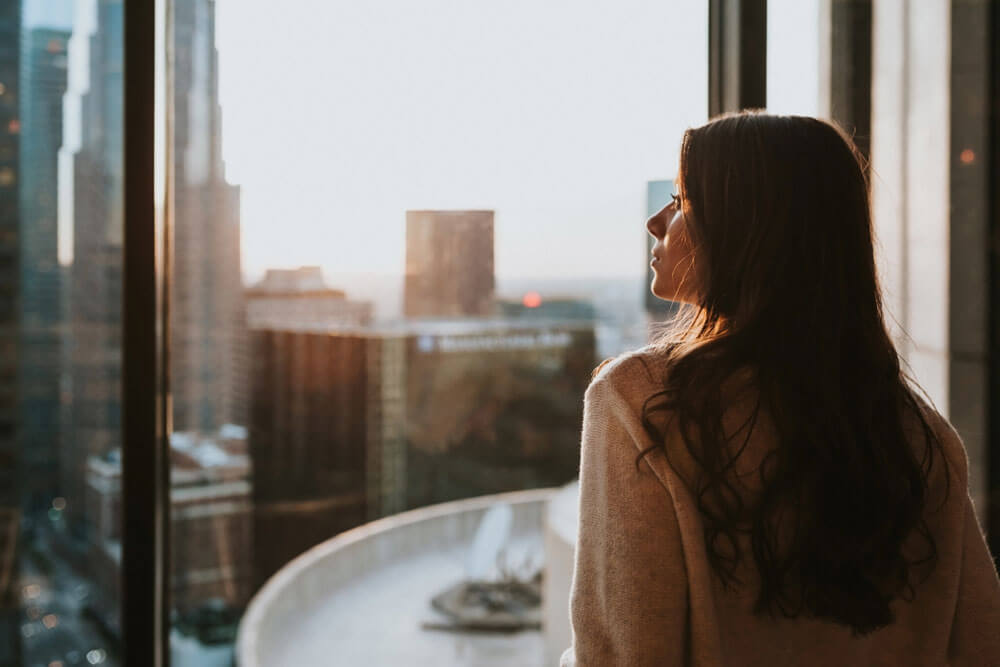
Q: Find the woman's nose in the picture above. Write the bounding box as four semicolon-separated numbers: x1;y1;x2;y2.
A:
646;206;668;239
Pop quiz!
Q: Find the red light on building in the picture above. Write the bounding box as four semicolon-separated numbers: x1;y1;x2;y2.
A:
960;148;976;164
522;292;542;309
7;119;19;135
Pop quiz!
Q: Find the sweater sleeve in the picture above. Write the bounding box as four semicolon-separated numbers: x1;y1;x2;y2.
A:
947;492;1000;665
561;376;688;666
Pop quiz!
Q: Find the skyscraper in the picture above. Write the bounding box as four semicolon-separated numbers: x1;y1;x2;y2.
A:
19;25;71;514
171;0;243;433
404;210;495;318
249;329;369;587
61;0;243;512
0;2;19;661
0;0;20;503
249;320;594;587
62;0;124;532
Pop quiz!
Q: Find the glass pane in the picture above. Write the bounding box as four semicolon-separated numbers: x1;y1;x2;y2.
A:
167;0;706;663
949;0;996;548
767;0;872;161
2;0;122;664
766;0;822;116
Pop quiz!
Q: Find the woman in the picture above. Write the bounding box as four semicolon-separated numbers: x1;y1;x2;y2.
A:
561;112;1000;666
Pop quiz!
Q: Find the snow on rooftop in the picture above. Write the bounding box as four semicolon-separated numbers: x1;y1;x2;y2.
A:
169;431;248;471
218;423;247;440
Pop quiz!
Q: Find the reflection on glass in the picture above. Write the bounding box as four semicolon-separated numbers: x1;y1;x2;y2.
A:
2;0;123;664
166;0;247;663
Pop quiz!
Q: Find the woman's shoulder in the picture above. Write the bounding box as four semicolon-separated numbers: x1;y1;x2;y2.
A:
588;344;670;406
904;390;970;490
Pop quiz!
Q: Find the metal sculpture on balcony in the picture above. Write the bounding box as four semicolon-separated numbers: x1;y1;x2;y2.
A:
424;503;543;633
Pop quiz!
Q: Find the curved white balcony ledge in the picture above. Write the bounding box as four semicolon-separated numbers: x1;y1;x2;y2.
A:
237;486;580;667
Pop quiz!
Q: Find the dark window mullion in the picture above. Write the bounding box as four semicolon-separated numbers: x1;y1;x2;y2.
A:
829;0;873;166
122;0;169;665
708;0;767;116
988;0;1000;562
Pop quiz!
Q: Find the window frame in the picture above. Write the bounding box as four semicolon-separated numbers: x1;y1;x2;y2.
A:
122;1;169;665
116;1;776;662
117;0;1000;661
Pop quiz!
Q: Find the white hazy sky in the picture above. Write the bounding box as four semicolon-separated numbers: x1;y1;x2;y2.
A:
214;0;818;282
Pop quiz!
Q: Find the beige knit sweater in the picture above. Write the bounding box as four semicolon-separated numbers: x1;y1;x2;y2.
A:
561;348;1000;666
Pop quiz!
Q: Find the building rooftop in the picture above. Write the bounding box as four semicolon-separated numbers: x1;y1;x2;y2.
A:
88;427;249;488
249;266;339;295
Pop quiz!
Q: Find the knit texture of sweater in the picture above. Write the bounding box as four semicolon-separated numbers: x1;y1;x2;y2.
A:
561;348;1000;666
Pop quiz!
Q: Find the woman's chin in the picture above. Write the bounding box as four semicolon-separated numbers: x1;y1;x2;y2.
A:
651;285;692;306
649;279;671;301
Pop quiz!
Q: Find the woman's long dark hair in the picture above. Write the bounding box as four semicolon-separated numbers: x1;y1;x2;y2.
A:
640;112;950;636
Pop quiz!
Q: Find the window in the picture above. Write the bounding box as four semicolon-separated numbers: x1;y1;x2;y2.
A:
2;1;996;664
167;0;706;662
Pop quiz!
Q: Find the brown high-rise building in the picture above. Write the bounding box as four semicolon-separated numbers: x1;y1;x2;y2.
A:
248;329;370;587
404;210;495;318
248;320;595;587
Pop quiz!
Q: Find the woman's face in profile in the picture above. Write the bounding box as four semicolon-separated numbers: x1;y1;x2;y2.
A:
646;180;697;304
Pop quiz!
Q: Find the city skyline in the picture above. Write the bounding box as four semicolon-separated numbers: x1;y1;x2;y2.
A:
215;0;709;282
214;0;820;283
23;0;823;286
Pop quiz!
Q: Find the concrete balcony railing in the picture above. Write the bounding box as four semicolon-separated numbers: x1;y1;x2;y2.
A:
237;484;580;667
